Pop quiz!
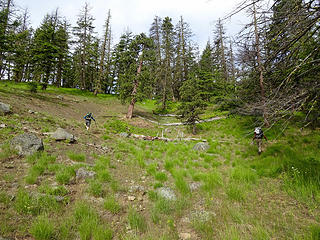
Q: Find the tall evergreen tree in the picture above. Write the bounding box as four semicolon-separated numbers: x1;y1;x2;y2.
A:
160;16;174;110
73;2;96;90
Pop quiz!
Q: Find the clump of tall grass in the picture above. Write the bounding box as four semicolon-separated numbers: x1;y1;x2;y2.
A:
73;201;113;240
25;152;56;184
30;215;55;240
67;151;86;162
128;208;147;233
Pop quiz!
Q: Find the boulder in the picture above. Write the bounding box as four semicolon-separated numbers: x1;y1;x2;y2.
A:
76;167;96;181
52;128;76;143
0;102;10;115
193;142;209;151
11;133;44;156
156;187;176;201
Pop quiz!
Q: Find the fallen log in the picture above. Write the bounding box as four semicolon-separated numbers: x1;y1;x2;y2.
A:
136;115;225;126
130;133;206;142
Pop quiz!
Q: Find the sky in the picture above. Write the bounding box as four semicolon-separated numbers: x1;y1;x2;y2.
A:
14;0;252;51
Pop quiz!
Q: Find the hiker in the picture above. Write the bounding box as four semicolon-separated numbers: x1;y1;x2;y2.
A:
83;112;96;130
252;127;267;154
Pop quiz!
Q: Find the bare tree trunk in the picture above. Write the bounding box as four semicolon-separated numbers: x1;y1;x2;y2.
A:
94;10;111;96
126;58;143;119
218;19;228;83
253;2;269;127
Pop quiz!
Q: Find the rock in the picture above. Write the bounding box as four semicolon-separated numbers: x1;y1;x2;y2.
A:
76;168;96;181
193;142;209;151
11;133;44;156
51;128;76;143
119;132;129;138
189;182;202;192
0;123;6;128
191;210;213;222
28;110;38;114
156;187;176;201
128;185;146;193
0;102;10;115
128;196;136;201
179;232;192;240
56;95;64;100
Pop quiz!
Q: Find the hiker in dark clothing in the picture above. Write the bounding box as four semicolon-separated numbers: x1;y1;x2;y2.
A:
252;127;268;154
84;112;95;130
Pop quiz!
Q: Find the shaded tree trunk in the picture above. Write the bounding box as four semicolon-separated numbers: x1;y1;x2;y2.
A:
126;58;143;119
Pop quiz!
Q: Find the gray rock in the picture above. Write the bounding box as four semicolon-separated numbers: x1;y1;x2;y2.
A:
193;142;209;151
189;182;203;192
76;167;96;181
156;187;176;201
52;128;76;143
0;123;6;128
11;133;44;156
119;132;129;138
0;102;10;115
191;210;213;222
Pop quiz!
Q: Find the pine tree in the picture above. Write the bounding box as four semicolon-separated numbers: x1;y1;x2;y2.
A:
178;71;207;134
94;10;111;95
73;2;96;90
160;16;174;111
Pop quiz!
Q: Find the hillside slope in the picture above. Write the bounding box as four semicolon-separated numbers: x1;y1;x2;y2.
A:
0;82;319;240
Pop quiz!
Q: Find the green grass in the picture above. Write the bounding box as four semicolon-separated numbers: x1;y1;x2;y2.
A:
30;215;55;240
67;151;86;162
128;208;147;233
25;152;56;184
104;195;121;214
14;189;60;215
73;201;113;240
88;180;104;197
55;165;76;184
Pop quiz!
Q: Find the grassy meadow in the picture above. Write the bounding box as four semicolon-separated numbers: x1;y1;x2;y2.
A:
0;81;319;239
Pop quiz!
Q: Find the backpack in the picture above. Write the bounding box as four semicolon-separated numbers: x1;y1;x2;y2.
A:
254;127;263;139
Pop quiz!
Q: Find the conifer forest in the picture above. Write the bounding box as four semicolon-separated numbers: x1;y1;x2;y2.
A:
0;0;319;239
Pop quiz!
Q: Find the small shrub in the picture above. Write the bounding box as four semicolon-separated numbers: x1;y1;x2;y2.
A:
30;215;55;240
104;195;121;214
28;82;38;93
128;208;147;233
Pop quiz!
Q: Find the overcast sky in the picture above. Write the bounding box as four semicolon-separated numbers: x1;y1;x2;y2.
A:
14;0;252;51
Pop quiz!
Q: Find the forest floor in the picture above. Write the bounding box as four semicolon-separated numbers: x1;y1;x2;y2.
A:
0;82;319;240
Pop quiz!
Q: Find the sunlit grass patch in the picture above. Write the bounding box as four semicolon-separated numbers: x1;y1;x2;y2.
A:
104;195;121;214
128;208;147;233
226;183;246;202
30;215;55;240
73;201;113;240
67;151;86;162
15;189;60;215
88;179;104;197
201;170;222;194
